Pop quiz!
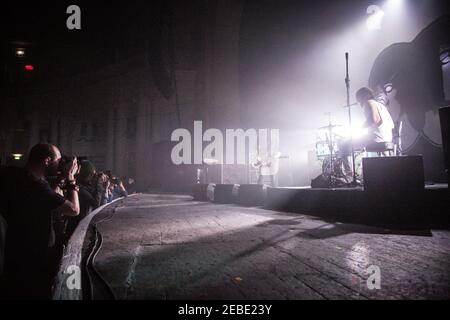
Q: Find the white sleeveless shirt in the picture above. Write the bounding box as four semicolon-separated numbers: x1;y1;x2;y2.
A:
366;100;395;143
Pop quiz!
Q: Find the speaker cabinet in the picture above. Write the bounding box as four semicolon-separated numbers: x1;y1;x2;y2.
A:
214;184;238;204
440;107;450;182
363;156;425;193
238;184;265;206
193;184;209;201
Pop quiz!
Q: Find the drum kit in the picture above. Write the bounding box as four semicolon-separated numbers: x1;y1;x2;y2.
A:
315;114;350;186
315;52;365;187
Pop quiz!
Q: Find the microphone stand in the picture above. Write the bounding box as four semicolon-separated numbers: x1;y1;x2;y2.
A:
345;52;358;186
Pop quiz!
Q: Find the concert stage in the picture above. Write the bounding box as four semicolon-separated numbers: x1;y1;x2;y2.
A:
194;183;449;228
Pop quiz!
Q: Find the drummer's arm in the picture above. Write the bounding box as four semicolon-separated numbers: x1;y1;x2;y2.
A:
363;101;382;128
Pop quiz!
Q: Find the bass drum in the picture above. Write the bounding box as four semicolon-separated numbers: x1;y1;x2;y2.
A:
321;156;347;183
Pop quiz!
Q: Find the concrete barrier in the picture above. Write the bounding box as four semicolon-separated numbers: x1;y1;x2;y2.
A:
52;197;125;300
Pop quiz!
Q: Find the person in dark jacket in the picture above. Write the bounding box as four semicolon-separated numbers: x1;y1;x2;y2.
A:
0;144;80;299
65;161;104;240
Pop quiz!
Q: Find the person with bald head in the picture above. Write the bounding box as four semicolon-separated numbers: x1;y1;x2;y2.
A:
0;143;80;299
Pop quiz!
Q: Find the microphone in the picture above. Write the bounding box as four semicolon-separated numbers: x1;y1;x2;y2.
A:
345;52;350;88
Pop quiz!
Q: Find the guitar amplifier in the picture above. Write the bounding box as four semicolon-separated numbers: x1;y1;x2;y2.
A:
363;156;425;193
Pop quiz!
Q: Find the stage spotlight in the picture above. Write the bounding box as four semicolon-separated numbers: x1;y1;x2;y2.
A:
350;127;368;139
384;83;394;94
440;49;450;65
385;0;403;12
366;5;385;31
335;125;368;140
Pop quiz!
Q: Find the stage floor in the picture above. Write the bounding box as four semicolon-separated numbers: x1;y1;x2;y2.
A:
91;194;450;300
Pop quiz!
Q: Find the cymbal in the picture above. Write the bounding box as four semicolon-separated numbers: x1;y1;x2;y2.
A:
319;124;343;130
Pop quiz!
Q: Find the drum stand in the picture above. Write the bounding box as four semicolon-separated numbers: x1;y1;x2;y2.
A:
324;112;335;187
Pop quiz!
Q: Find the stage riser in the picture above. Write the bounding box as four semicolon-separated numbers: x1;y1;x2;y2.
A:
266;188;448;226
192;184;449;226
266;188;424;208
440;107;450;182
213;184;238;204
237;185;266;206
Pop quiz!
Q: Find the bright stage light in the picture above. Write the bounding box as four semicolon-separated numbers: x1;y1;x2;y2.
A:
366;5;385;31
385;0;404;12
335;125;368;140
440;49;450;66
351;126;369;139
384;83;394;94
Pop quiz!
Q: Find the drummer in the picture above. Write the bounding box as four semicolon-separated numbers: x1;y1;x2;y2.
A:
339;87;395;182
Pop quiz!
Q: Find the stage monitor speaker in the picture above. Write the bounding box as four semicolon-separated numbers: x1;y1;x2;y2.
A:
238;184;265;206
440;107;450;181
214;184;237;204
193;184;209;201
363;156;425;193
